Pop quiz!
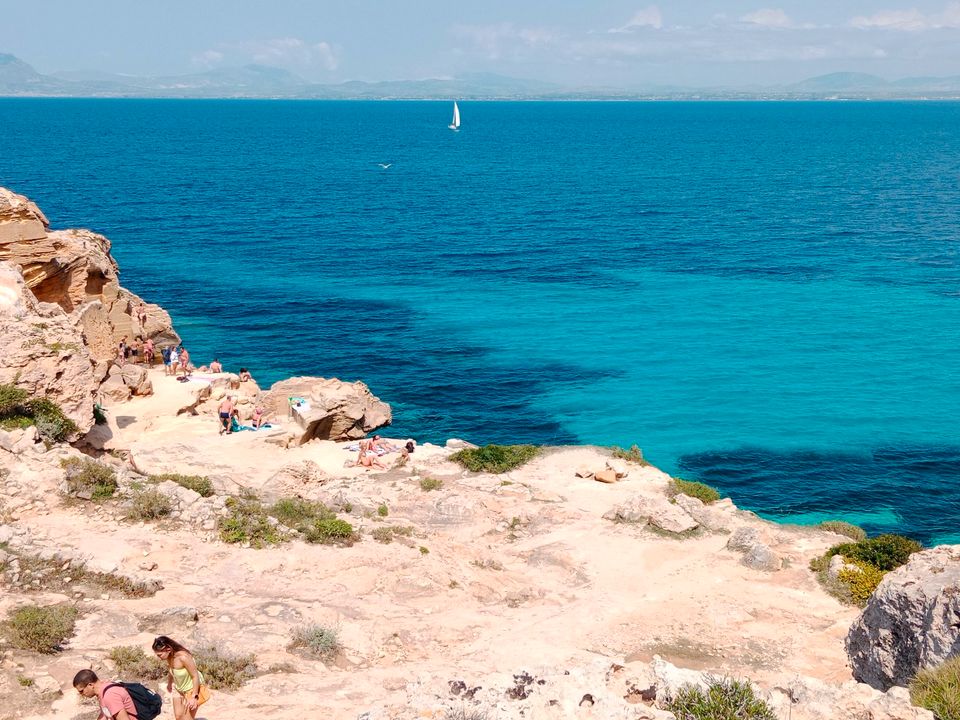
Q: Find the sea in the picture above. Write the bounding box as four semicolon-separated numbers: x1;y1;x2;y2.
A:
1;98;959;545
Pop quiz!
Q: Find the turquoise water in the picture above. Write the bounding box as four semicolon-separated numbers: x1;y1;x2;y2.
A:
2;99;959;544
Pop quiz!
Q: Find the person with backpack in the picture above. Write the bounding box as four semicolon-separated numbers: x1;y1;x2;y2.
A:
72;669;163;720
152;635;209;720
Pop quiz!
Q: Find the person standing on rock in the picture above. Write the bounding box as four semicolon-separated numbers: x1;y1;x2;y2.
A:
177;346;190;379
144;337;155;366
117;337;127;367
135;302;148;330
152;636;208;720
167;346;179;376
218;396;235;434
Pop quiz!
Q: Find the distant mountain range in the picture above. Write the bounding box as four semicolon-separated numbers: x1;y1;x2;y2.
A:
4;54;960;100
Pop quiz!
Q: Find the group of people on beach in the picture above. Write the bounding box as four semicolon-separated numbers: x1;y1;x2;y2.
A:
217;395;268;435
73;635;206;720
355;435;415;468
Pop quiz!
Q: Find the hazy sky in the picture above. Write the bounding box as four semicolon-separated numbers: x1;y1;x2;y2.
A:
6;1;960;86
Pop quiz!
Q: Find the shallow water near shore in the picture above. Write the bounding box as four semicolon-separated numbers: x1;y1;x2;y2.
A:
2;98;959;544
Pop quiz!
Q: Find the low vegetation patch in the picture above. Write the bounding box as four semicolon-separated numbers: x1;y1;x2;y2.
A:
149;473;214;497
665;677;777;720
0;384;78;442
61;457;118;501
377;503;389;517
911;655;960;720
269;497;335;530
1;548;157;598
670;477;721;504
610;444;651;466
289;623;340;659
194;646;257;690
817;520;867;541
124;488;173;521
370;525;415;544
4;604;79;654
810;533;922;606
219;495;285;548
109;646;167;681
303;518;358;546
419;476;443;492
450;444;540;474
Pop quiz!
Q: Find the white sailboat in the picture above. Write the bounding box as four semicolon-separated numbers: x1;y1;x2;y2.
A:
448;101;460;132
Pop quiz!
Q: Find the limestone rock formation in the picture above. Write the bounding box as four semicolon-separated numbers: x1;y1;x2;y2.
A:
263;376;392;443
603;494;699;534
0;186;182;433
0;186;179;359
847;545;960;690
0;263;99;433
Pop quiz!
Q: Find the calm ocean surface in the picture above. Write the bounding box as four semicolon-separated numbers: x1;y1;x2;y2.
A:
2;99;959;544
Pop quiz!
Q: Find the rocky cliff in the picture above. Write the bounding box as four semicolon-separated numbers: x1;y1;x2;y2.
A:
0;186;180;431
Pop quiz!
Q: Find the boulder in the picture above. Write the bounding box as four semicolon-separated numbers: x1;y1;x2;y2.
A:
725;526;782;571
603;494;699;534
594;469;618;484
847;545;960;690
606;459;630;478
99;372;131;403
263;376;391;443
118;363;153;396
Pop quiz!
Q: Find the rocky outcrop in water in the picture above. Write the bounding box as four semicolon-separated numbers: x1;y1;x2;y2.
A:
263;376;392;443
846;545;960;690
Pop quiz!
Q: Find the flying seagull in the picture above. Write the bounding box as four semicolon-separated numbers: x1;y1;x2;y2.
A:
378;163;392;169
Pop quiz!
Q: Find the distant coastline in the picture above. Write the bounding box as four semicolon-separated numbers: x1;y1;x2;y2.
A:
4;52;960;101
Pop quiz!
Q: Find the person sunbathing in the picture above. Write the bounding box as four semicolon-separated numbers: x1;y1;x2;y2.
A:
209;358;223;373
358;450;386;469
251;406;268;429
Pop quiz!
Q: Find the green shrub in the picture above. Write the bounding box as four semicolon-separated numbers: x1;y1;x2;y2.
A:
911;655;960;720
289;624;340;659
420;476;443;491
451;444;540;474
825;534;922;572
0;384;29;416
370;525;414;544
150;473;214;497
817;520;867;541
837;559;888;606
611;444;651;466
4;604;79;653
30;399;79;442
125;489;173;521
670;477;721;504
269;497;335;531
0;385;78;442
109;646;168;680
377;503;389;517
666;677;777;720
194;646;257;690
219;496;285;548
61;457;118;501
303;518;357;546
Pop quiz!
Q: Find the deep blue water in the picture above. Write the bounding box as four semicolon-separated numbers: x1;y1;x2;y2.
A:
2;99;959;545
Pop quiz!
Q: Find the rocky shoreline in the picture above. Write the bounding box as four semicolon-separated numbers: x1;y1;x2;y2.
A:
0;186;957;720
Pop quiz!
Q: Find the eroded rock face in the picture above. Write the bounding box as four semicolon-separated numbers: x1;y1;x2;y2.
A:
263;376;392;443
603;494;699;535
0;186;179;360
0;263;98;433
847;545;960;690
0;186;183;434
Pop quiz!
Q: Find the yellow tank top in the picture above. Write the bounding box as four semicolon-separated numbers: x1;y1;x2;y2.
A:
171;666;204;694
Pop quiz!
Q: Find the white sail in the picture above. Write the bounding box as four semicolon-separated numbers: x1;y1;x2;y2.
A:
449;101;460;131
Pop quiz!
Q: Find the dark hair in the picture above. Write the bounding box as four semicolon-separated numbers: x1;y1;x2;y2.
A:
405;441;415;453
152;635;190;655
239;367;248;373
73;669;98;687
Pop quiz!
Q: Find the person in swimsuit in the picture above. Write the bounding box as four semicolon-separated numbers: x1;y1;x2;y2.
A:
209;358;223;373
144;337;155;366
152;636;207;720
251;406;267;429
178;347;191;379
238;368;251;382
218;396;235;434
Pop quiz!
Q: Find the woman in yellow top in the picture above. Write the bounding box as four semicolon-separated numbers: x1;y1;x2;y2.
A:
152;635;207;720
